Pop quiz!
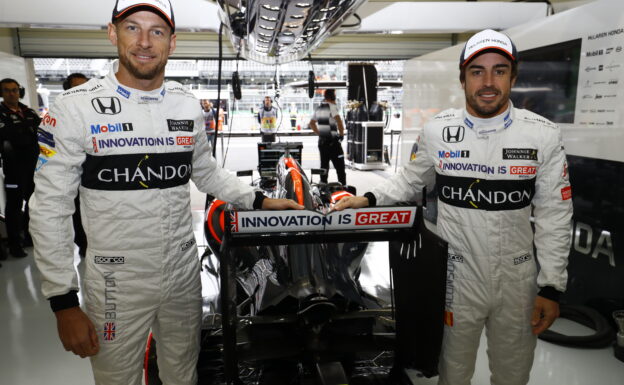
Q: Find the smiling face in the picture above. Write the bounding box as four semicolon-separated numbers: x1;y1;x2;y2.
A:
108;10;176;90
461;52;516;118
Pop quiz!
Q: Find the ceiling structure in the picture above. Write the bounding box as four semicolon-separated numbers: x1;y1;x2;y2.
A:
0;0;596;61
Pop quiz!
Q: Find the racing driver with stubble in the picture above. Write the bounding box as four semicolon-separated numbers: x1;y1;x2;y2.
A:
334;29;573;385
28;1;302;384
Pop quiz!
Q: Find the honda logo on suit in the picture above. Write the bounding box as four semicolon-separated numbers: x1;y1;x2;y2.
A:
92;97;122;115
442;126;465;143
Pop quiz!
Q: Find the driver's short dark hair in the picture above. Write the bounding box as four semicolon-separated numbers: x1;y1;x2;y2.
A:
324;89;336;102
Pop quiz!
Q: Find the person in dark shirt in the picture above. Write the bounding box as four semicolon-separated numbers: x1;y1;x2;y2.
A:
309;89;346;185
0;78;41;258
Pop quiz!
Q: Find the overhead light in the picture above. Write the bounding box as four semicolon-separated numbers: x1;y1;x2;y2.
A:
258;32;273;37
285;24;299;29
261;4;280;11
312;18;321;23
279;35;295;44
281;31;294;36
295;3;311;8
328;6;337;11
259;24;275;30
320;8;329;12
261;15;277;22
290;15;304;19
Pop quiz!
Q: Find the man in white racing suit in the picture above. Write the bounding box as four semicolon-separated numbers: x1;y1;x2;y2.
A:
29;1;301;384
334;29;573;385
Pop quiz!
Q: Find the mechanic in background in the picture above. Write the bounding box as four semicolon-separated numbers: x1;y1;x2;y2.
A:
334;29;572;385
0;78;40;259
62;73;89;258
29;1;302;384
63;73;88;91
309;89;346;185
257;95;278;142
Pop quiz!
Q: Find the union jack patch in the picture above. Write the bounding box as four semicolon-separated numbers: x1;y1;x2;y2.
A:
230;211;239;233
104;322;116;341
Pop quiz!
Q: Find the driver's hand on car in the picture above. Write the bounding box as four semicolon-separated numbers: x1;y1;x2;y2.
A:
332;196;369;211
262;197;304;210
55;307;100;358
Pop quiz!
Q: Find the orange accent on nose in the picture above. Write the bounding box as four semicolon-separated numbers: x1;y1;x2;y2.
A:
283;157;304;205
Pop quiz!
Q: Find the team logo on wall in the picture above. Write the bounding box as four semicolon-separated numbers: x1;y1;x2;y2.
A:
442;126;465;143
91;97;121;115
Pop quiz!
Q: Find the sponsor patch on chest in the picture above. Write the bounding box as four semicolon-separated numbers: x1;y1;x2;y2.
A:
502;148;538;161
167;119;194;132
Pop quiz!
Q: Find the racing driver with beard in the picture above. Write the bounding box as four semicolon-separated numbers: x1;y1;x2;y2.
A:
334;29;573;385
28;1;302;384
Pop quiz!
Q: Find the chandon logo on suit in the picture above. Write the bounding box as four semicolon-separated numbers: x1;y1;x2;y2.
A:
81;152;193;190
436;174;536;211
442;126;465;143
91;97;122;115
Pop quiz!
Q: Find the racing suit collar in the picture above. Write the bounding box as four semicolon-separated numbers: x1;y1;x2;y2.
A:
106;60;166;104
463;102;514;137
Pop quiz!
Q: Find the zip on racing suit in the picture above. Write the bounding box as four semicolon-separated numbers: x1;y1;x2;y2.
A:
29;61;264;385
364;105;572;385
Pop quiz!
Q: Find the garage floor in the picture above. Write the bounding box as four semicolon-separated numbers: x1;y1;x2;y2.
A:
1;167;623;385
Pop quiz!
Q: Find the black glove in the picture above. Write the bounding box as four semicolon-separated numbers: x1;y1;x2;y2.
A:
337;135;344;142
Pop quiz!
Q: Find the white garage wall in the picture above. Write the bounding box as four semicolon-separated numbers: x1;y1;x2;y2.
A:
0;52;39;110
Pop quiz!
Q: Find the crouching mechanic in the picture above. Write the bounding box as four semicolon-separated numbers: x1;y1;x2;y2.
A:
334;29;572;385
28;1;302;384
